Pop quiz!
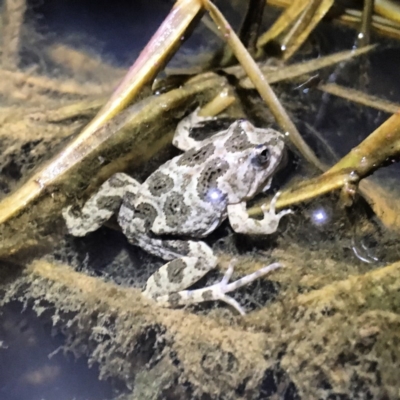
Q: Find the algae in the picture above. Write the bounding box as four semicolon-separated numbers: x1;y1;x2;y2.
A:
1;1;400;399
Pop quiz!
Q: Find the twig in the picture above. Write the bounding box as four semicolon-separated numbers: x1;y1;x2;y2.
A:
339;9;400;40
0;0;204;228
237;45;375;87
278;0;319;59
248;112;400;218
238;0;266;56
267;0;400;40
0;73;229;257
357;0;374;47
326;112;400;177
267;0;400;24
359;179;400;232
318;83;400;114
247;170;358;217
375;0;400;24
78;0;203;143
280;0;334;61
197;88;236;117
202;0;325;171
257;0;334;60
257;0;309;50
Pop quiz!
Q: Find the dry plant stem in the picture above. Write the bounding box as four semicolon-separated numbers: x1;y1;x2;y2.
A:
279;0;320;48
257;0;308;49
81;0;203;138
339;11;400;41
238;45;375;88
258;0;344;59
238;0;266;55
267;0;400;25
358;179;400;232
0;0;203;225
201;13;222;38
249;112;400;216
280;0;333;61
203;0;325;171
375;0;400;23
268;0;400;40
197;88;236;117
326;112;400;177
247;170;358;217
1;0;26;69
357;0;374;47
318;83;400;114
277;0;333;61
165;47;375;85
0;74;230;256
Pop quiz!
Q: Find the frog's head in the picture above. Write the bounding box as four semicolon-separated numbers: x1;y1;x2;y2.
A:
223;119;285;201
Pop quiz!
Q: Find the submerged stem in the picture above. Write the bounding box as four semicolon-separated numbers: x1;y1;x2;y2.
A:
1;0;26;69
0;0;204;225
357;0;375;47
202;0;325;171
238;0;266;56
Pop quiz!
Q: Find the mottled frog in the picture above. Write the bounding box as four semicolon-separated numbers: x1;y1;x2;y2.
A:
63;109;292;314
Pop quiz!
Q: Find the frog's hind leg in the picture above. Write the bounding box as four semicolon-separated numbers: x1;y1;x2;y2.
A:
141;239;218;299
137;232;283;315
63;173;140;236
155;260;282;315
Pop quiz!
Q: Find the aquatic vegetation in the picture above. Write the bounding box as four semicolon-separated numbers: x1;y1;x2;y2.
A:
1;0;400;398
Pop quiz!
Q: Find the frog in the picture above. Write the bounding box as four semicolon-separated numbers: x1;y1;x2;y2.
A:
63;108;292;315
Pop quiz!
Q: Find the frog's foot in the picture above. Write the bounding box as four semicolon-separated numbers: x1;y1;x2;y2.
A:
172;107;216;151
153;260;282;316
63;173;140;236
228;192;293;235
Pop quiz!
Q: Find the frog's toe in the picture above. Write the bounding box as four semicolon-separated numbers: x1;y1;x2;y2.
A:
277;208;293;218
210;261;282;315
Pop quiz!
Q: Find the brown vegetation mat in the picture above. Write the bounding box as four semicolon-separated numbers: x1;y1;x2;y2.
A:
2;236;400;399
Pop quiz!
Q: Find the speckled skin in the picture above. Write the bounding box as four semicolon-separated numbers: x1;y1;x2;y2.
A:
63;109;292;315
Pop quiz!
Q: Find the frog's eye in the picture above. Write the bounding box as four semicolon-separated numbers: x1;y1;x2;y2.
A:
251;147;270;167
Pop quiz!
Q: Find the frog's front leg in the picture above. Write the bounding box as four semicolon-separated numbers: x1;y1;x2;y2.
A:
63;173;140;236
228;192;292;235
172;107;216;151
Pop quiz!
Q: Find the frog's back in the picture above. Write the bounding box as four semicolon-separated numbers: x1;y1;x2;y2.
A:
131;119;284;238
133;155;227;238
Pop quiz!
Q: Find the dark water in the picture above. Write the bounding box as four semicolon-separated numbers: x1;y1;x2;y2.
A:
1;1;400;399
1;2;177;399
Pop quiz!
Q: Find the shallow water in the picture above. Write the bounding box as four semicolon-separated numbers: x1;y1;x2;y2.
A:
1;1;400;399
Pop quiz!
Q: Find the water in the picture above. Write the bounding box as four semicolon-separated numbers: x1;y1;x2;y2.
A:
1;1;400;399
